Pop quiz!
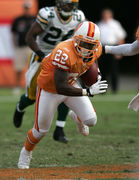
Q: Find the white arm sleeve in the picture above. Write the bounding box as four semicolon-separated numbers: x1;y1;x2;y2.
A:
105;40;139;56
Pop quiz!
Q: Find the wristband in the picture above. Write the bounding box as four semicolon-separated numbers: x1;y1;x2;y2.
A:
82;89;87;96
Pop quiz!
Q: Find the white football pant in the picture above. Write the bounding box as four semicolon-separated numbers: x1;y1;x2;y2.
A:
34;88;97;136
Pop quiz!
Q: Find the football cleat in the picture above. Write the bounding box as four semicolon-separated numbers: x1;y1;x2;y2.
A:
68;110;89;136
53;127;68;143
13;104;25;128
18;147;32;169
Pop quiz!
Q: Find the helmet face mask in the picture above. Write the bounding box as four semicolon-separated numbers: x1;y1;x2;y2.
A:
73;21;101;60
56;0;78;18
74;36;99;59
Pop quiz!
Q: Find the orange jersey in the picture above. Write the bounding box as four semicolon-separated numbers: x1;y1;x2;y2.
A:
136;26;139;43
37;39;102;93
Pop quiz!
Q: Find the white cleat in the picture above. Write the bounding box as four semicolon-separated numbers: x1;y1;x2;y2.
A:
18;147;32;169
69;110;89;136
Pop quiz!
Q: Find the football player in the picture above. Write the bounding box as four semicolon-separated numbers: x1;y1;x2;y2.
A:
13;0;85;143
17;21;108;169
103;26;139;111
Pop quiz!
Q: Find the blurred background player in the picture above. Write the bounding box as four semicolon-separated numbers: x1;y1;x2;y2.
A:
104;26;139;111
97;8;127;93
11;2;35;95
17;21;108;169
13;0;85;143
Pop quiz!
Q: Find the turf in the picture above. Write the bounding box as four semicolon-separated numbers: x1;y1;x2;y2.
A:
0;88;139;168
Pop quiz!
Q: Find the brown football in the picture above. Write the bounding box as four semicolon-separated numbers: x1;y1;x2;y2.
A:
80;63;98;87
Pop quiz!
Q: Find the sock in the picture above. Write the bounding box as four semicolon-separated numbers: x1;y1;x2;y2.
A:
18;94;35;111
56;120;66;128
55;126;63;131
24;129;41;151
56;103;69;128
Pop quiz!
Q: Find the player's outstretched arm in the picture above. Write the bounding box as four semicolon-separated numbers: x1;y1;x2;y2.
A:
105;40;139;56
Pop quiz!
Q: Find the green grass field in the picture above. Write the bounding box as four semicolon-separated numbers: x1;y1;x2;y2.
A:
0;88;139;169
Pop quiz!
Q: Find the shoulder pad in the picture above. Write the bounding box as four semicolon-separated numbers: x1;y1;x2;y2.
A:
37;7;55;25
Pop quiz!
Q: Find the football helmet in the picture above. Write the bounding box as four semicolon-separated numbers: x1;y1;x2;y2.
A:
56;0;79;18
73;21;101;60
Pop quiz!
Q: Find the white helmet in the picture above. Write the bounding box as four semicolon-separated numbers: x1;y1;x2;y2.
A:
73;21;101;60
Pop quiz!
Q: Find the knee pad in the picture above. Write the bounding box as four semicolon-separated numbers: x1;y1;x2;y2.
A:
84;116;97;127
32;128;48;139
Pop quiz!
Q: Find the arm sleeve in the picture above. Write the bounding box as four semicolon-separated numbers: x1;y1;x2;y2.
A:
105;40;139;56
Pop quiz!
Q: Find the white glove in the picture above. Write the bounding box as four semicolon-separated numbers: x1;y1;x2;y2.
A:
128;92;139;111
87;80;108;96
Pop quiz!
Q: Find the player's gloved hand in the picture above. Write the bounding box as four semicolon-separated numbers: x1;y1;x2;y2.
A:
128;92;139;111
87;80;108;96
36;50;45;62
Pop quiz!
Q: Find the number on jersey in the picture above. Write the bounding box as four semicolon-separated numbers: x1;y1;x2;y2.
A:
52;49;69;70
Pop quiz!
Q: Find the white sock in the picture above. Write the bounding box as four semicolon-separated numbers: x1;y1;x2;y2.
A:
56;120;66;128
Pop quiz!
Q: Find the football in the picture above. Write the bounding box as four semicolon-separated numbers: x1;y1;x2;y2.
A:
80;62;98;87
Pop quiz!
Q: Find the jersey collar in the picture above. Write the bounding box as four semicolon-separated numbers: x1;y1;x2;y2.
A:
55;7;72;24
